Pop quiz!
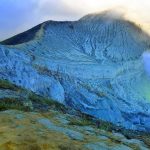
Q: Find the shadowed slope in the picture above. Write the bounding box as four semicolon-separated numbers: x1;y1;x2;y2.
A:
1;23;44;45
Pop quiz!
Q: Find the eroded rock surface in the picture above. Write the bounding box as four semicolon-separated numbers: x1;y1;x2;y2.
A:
0;11;150;131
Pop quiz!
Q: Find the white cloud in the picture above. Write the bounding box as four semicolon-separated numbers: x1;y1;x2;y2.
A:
1;0;150;40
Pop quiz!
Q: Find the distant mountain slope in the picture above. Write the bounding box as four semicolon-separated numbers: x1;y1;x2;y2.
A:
0;11;150;131
1;23;44;45
1;11;149;61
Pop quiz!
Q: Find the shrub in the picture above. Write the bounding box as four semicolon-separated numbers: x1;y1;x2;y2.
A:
28;93;67;113
68;118;93;126
0;98;31;111
58;144;81;150
0;79;19;91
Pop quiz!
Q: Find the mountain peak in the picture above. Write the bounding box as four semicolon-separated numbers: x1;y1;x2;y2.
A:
1;11;149;62
80;10;125;22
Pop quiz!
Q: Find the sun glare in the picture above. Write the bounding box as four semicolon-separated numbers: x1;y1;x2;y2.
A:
63;0;150;33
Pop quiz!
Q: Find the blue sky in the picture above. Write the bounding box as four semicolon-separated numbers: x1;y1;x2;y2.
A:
0;0;82;41
0;0;150;41
0;0;38;40
0;0;150;74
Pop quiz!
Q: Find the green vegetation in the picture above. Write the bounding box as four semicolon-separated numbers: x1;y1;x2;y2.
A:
68;111;116;132
0;79;32;111
0;79;67;113
0;79;116;132
58;144;82;150
0;98;31;111
28;92;67;113
0;80;150;149
68;117;93;126
98;121;114;131
0;79;20;91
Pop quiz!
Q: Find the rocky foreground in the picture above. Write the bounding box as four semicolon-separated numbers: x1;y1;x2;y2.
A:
0;110;149;150
0;79;150;150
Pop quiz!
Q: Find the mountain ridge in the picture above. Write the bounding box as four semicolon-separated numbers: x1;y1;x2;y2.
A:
1;10;150;47
0;11;150;131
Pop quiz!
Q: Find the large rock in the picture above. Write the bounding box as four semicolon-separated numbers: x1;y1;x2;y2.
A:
0;11;150;131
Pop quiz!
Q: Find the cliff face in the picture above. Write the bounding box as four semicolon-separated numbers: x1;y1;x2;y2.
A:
1;11;150;131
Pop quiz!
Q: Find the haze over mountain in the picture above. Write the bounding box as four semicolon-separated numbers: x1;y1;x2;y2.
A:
0;10;150;132
1;0;150;41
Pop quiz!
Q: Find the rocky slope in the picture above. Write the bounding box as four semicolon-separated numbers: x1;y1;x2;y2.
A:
0;11;150;131
1;110;150;150
0;79;150;150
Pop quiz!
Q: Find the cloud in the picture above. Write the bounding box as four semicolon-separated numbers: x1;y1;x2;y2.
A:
0;0;82;40
32;0;83;23
0;0;150;41
0;0;38;40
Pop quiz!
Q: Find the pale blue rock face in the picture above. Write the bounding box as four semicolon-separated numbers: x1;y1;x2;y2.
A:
0;11;150;131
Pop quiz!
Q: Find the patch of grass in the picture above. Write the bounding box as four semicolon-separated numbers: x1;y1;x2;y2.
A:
28;93;67;113
58;144;82;150
97;121;114;131
68;112;95;126
69;118;93;126
0;98;31;111
0;79;67;113
0;79;19;91
141;136;150;148
70;111;115;131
